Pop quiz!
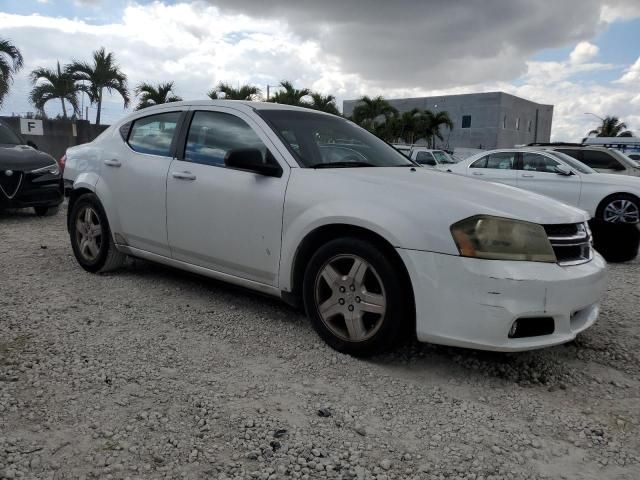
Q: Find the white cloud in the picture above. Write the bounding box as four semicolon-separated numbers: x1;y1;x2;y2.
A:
616;57;640;84
0;1;639;141
569;41;599;64
36;0;51;4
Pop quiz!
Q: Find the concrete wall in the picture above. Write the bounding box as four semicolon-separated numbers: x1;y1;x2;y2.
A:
0;116;108;160
343;91;553;150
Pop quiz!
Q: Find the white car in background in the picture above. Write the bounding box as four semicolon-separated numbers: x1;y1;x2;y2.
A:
407;147;459;170
528;145;640;177
64;101;606;355
448;149;640;225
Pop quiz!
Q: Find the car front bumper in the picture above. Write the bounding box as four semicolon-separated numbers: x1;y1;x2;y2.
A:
397;249;607;352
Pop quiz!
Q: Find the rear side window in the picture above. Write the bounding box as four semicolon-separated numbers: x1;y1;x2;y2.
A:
471;152;514;169
184;111;267;167
127;112;181;156
581;150;622;170
415;151;436;165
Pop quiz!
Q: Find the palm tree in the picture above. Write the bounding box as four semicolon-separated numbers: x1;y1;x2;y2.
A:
269;80;311;106
351;96;398;132
208;82;261;101
68;47;130;125
134;81;182;110
308;93;340;115
588;116;633;137
0;38;24;107
29;62;80;119
416;110;454;148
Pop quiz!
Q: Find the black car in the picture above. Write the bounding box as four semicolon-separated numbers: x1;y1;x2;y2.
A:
0;120;63;216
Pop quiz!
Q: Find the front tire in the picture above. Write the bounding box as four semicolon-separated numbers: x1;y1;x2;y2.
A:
597;194;640;224
302;237;411;356
69;193;125;273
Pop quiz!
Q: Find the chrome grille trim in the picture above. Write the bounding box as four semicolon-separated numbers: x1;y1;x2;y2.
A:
544;223;593;265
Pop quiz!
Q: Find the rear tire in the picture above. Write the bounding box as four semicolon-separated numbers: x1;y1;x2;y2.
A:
34;205;59;217
302;237;411;356
69;193;125;273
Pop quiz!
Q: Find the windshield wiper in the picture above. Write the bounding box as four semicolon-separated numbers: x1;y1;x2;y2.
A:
309;161;376;169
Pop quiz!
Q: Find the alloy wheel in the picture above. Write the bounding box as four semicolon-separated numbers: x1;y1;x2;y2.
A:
603;199;640;223
75;206;103;261
314;254;387;342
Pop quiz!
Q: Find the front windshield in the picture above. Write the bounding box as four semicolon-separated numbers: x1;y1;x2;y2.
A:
432;150;458;164
0;122;23;145
258;110;414;168
547;151;595;174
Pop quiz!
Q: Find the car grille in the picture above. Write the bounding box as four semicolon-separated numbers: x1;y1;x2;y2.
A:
0;170;23;199
543;223;592;265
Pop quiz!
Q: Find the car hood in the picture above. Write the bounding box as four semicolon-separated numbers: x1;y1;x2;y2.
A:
0;144;58;171
318;167;589;225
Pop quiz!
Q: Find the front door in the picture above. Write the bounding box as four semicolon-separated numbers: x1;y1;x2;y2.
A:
515;152;581;206
166;108;289;286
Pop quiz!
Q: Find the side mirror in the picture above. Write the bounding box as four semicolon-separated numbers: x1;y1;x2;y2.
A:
555;165;573;176
224;148;282;177
26;140;38;150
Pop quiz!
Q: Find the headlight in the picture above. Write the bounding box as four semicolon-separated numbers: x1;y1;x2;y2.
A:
30;163;60;176
450;215;556;263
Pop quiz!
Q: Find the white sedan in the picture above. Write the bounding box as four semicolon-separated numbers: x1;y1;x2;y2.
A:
64;101;606;355
448;149;640;224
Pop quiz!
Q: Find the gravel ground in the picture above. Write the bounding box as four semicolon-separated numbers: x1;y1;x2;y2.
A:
1;207;639;480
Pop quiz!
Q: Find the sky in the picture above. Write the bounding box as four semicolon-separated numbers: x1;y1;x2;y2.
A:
0;0;639;141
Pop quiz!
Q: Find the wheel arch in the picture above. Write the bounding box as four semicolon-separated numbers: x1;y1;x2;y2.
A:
285;223;415;317
595;192;640;221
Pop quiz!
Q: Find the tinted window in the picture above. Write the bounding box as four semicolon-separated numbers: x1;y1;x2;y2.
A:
521;152;559;173
127;112;180;156
582;150;622;170
259;110;413;168
461;115;471;129
471;152;515;169
185;111;267;167
416;151;436;165
556;149;580;160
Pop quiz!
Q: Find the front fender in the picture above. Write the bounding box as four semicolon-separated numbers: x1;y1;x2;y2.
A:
72;172;100;192
278;198;457;292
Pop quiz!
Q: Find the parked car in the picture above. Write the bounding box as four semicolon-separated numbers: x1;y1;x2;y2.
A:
626;152;640;163
64;101;606;355
407;147;459;170
528;144;640;177
0;119;63;216
448;148;640;261
391;144;412;157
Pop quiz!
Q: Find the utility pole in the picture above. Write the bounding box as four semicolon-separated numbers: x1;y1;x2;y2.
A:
266;84;281;101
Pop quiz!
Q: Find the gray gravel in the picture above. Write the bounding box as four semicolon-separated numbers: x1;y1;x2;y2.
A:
1;207;639;480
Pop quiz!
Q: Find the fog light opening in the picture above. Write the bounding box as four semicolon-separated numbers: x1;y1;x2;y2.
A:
508;317;555;339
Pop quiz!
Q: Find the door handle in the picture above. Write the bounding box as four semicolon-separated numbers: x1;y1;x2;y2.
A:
104;159;121;167
472;171;484;176
171;171;196;181
521;173;534;178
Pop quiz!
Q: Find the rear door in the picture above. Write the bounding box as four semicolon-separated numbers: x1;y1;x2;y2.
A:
466;151;517;186
515;152;581;206
97;110;184;256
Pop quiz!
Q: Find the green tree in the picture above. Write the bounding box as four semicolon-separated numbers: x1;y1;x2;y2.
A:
0;38;24;107
268;80;311;106
134;81;182;110
307;93;340;115
351;95;398;133
68;47;130;125
29;62;80;119
208;82;261;100
588;116;633;137
416;110;454;148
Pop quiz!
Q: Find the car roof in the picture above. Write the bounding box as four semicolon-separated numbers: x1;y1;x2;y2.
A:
132;99;334;114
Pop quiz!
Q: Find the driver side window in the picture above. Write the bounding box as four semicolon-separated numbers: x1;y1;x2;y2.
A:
521;153;559;173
